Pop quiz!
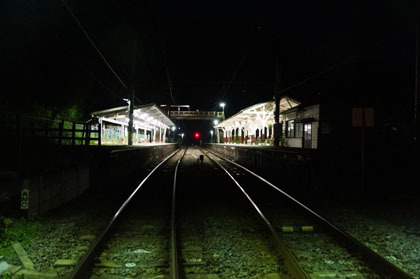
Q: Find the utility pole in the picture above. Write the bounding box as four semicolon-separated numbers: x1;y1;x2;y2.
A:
128;38;137;146
415;12;420;151
273;55;282;147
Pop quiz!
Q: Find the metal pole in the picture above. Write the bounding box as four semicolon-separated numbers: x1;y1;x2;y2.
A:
361;107;366;193
273;56;281;147
415;12;419;149
128;38;137;146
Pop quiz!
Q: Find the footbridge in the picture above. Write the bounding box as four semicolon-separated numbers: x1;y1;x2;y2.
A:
169;110;224;120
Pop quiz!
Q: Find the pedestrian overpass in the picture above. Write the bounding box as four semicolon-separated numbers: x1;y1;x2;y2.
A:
169;110;224;120
161;104;225;121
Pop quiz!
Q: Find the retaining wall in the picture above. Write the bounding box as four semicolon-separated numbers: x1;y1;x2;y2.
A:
21;144;177;217
208;144;318;193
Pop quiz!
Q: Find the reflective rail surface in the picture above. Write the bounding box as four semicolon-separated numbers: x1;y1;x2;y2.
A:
170;148;186;279
203;148;310;279
205;148;414;279
69;148;183;279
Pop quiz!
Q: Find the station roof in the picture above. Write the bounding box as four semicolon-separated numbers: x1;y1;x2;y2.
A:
91;103;174;129
214;97;300;128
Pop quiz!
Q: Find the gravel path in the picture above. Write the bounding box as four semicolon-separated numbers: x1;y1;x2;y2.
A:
27;198;113;276
317;199;420;279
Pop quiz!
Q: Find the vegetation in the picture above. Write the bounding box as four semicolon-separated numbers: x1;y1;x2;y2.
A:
0;217;40;259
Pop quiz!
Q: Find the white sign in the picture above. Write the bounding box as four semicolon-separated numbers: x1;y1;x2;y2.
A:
21;189;29;209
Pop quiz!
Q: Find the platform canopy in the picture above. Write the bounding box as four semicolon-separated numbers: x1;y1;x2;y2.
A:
91;103;174;130
214;96;300;129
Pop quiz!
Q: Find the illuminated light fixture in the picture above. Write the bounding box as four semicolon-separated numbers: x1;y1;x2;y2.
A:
171;126;176;131
194;132;200;139
213;119;219;125
220;102;225;109
210;130;214;135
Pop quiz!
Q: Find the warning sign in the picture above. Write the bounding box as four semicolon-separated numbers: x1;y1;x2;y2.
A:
21;189;29;209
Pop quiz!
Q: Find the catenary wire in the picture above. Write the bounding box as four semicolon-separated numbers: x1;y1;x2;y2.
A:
60;0;129;92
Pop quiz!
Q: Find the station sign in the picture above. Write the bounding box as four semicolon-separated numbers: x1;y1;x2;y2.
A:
21;189;29;209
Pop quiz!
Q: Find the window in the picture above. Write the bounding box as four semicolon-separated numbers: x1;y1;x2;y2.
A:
287;120;295;137
304;124;312;139
295;123;303;138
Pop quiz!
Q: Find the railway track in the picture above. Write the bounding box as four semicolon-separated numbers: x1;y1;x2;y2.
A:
175;148;291;278
69;147;307;278
204;148;414;279
68;146;413;279
69;148;185;278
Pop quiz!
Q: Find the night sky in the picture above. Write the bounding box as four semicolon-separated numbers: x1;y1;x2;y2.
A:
1;0;418;122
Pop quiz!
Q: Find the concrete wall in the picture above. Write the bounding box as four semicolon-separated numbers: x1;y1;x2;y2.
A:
208;144;317;194
20;144;177;217
286;138;302;148
209;144;310;169
24;165;89;218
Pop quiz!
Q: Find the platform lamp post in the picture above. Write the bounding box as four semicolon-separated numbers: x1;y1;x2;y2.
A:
273;56;282;147
213;119;219;143
220;102;225;119
123;98;134;145
128;38;137;146
171;126;176;143
210;130;214;143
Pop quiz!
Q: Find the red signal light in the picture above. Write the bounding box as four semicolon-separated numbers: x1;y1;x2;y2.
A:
194;132;200;139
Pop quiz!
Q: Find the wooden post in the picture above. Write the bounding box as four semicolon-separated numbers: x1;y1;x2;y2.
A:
98;121;102;146
58;120;64;145
16;114;23;192
85;123;90;146
71;122;76;145
81;124;86;145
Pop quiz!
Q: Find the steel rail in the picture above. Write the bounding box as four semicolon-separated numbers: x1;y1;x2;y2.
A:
206;149;414;279
170;147;187;279
69;148;182;279
203;149;310;279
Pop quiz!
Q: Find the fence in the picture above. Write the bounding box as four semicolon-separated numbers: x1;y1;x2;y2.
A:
7;114;101;146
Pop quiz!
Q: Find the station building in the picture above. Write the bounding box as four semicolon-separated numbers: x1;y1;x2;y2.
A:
213;97;320;149
91;103;174;145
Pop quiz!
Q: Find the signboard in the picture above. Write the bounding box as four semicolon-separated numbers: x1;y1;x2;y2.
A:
352;107;374;127
21;189;29;209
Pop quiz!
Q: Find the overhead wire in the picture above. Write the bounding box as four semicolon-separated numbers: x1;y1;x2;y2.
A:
22;0;129;103
161;39;176;105
275;55;358;96
154;0;176;105
212;26;261;112
60;0;130;92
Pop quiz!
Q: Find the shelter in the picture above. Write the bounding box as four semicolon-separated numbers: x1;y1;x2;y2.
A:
91;103;174;145
214;97;320;149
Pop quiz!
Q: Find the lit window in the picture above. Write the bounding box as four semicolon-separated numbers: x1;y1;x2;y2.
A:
295;123;303;138
304;124;312;139
287;120;295;137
